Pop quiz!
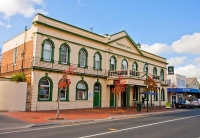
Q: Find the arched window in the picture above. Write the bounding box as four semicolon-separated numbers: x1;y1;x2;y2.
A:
41;38;55;62
143;64;148;73
76;81;88;100
132;62;138;71
59;43;70;64
153;67;157;75
38;77;53;101
161;88;165;101
43;41;52;61
121;59;128;70
79;48;88;68
58;80;69;101
94;52;102;70
160;69;164;81
110;56;117;71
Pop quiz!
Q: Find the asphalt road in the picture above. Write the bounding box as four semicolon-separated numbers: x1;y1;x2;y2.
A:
0;109;200;138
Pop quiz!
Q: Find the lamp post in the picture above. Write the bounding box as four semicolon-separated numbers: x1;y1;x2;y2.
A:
141;62;149;112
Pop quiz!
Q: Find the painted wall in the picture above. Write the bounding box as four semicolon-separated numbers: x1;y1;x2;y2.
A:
0;81;27;111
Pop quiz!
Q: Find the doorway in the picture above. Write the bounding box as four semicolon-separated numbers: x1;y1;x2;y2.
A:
121;91;127;107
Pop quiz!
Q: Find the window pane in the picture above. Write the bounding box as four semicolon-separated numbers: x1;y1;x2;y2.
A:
44;42;51;51
95;61;99;69
40;79;49;85
77;82;86;89
122;60;127;70
77;91;86;99
60;89;66;100
94;84;100;91
61;53;67;63
39;86;49;100
44;51;51;60
95;54;100;61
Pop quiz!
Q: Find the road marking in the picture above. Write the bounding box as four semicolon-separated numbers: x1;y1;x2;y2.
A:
108;128;117;131
78;115;200;138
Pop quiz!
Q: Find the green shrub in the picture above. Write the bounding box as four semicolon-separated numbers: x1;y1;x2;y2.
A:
11;73;26;82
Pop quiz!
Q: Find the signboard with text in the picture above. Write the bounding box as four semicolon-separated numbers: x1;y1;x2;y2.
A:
168;66;174;75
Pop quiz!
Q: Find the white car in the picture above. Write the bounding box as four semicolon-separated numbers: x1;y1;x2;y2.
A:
191;99;200;107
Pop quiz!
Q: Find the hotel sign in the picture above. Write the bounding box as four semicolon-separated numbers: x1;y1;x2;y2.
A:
168;66;174;75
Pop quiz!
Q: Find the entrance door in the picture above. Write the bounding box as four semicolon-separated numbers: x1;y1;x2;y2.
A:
110;92;115;107
172;95;176;105
93;83;101;107
121;91;127;106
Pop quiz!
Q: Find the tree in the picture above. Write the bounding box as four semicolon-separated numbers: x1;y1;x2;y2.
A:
143;76;158;111
111;75;126;113
57;65;77;119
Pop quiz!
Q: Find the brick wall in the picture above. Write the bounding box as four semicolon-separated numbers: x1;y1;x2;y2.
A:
0;40;33;76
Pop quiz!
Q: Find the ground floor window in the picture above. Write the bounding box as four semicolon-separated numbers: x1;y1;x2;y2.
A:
38;76;53;101
59;87;69;101
133;86;138;101
76;80;88;100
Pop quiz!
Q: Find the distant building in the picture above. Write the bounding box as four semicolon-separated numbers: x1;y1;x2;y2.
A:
167;74;200;105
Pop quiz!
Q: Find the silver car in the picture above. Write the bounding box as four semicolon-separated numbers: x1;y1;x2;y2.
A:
191;99;200;107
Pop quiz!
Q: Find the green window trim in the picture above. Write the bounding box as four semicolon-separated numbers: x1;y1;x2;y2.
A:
161;88;165;101
109;55;117;71
132;61;138;71
58;42;71;65
93;51;102;71
58;86;69;102
76;80;89;100
121;58;128;70
40;38;55;63
160;69;164;81
38;76;53;101
153;67;157;75
78;47;88;68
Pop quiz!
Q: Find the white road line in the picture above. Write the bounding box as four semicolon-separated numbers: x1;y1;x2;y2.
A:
78;115;200;138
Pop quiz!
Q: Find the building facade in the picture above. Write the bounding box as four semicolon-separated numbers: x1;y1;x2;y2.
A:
167;74;200;104
0;14;168;111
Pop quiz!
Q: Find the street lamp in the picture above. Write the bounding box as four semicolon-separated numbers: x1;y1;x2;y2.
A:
141;62;149;112
144;62;149;112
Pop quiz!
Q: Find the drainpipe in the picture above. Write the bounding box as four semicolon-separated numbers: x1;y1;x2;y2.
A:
21;26;27;73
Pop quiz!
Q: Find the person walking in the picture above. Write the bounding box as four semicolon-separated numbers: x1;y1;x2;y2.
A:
142;96;145;108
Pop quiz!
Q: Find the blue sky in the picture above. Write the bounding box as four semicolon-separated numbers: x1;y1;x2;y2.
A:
0;0;200;81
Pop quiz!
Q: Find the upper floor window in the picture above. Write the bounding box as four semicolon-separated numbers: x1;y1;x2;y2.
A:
132;62;138;71
79;48;88;68
153;67;157;75
13;47;17;65
121;59;128;70
160;69;164;81
94;52;102;70
143;64;148;73
43;41;52;61
110;56;116;71
41;38;55;62
60;44;69;64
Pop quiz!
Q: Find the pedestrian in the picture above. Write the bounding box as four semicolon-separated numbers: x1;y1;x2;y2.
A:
142;96;145;108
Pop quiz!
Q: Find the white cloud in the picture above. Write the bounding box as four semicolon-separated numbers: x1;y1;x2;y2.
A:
0;21;11;28
171;33;200;54
194;57;200;64
167;56;187;66
0;21;4;26
77;0;85;6
0;0;48;19
141;43;171;55
175;64;200;80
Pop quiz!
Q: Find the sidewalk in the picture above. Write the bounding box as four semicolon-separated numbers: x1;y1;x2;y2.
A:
1;106;184;127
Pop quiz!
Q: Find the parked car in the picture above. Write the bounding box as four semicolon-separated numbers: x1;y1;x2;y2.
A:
175;100;194;109
191;98;200;107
